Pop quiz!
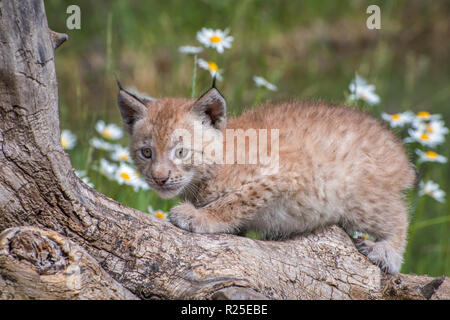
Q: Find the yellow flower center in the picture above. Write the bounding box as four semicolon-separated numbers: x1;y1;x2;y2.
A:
119;154;129;161
120;172;131;181
209;35;222;43
61;137;67;149
391;114;401;121
420;133;430;141
425;151;438;159
417;111;430;118
102;129;113;138
426;124;434;133
208;61;219;72
155;211;166;219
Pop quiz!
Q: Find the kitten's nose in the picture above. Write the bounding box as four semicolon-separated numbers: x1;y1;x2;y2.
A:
153;176;169;186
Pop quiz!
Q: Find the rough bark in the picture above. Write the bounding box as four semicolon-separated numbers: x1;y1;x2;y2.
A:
0;226;138;299
0;0;448;300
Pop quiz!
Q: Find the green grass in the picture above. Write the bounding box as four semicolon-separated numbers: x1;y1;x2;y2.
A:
45;0;449;276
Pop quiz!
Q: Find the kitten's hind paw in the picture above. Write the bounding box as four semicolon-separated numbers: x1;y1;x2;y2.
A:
353;238;402;275
354;237;376;256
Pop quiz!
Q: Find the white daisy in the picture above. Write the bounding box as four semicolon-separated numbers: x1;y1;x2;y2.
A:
90;137;120;151
415;119;449;136
348;74;380;105
114;163;141;189
253;76;278;91
405;128;445;147
381;111;414;128
98;158;117;180
405;121;448;148
75;170;95;188
413;111;442;124
351;231;375;241
196;28;233;54
148;205;168;220
197;58;223;80
81;177;94;188
415;149;447;164
110;145;131;163
75;170;87;178
135;178;150;191
178;45;203;54
419;180;446;203
61;129;77;150
95;120;123;140
130;173;150;192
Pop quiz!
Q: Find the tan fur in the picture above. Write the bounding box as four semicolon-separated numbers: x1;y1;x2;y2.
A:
118;88;415;274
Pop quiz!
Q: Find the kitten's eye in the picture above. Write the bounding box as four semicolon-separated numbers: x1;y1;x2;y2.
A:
140;147;152;159
175;147;190;159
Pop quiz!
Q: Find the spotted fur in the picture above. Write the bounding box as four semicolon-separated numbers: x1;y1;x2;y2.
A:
117;86;415;274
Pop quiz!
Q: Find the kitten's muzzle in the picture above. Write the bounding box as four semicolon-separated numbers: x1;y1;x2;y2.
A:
153;175;169;186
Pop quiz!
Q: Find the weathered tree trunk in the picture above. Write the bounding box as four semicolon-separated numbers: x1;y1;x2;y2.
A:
0;0;448;300
0;226;138;299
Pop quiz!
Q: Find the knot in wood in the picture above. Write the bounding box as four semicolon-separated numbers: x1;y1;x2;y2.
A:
8;229;68;275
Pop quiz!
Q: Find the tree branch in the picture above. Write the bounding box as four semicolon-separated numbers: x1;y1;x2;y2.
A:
48;29;68;50
0;0;448;300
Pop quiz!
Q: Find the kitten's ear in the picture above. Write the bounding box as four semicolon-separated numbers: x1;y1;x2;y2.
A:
191;87;227;131
116;79;149;134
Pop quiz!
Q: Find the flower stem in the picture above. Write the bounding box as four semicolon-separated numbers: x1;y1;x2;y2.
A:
409;215;450;234
191;54;197;98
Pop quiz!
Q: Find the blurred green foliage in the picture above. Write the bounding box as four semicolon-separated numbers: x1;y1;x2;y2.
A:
45;0;449;276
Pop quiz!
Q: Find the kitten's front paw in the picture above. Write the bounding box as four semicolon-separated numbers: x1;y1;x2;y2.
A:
169;203;228;234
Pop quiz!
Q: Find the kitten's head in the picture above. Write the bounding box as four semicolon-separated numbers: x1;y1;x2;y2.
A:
117;80;226;199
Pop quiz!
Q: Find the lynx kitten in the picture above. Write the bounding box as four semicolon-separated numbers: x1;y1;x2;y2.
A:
117;81;415;274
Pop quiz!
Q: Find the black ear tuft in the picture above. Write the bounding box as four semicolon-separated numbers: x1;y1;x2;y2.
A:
115;75;124;91
211;74;217;89
191;87;227;131
116;79;148;134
